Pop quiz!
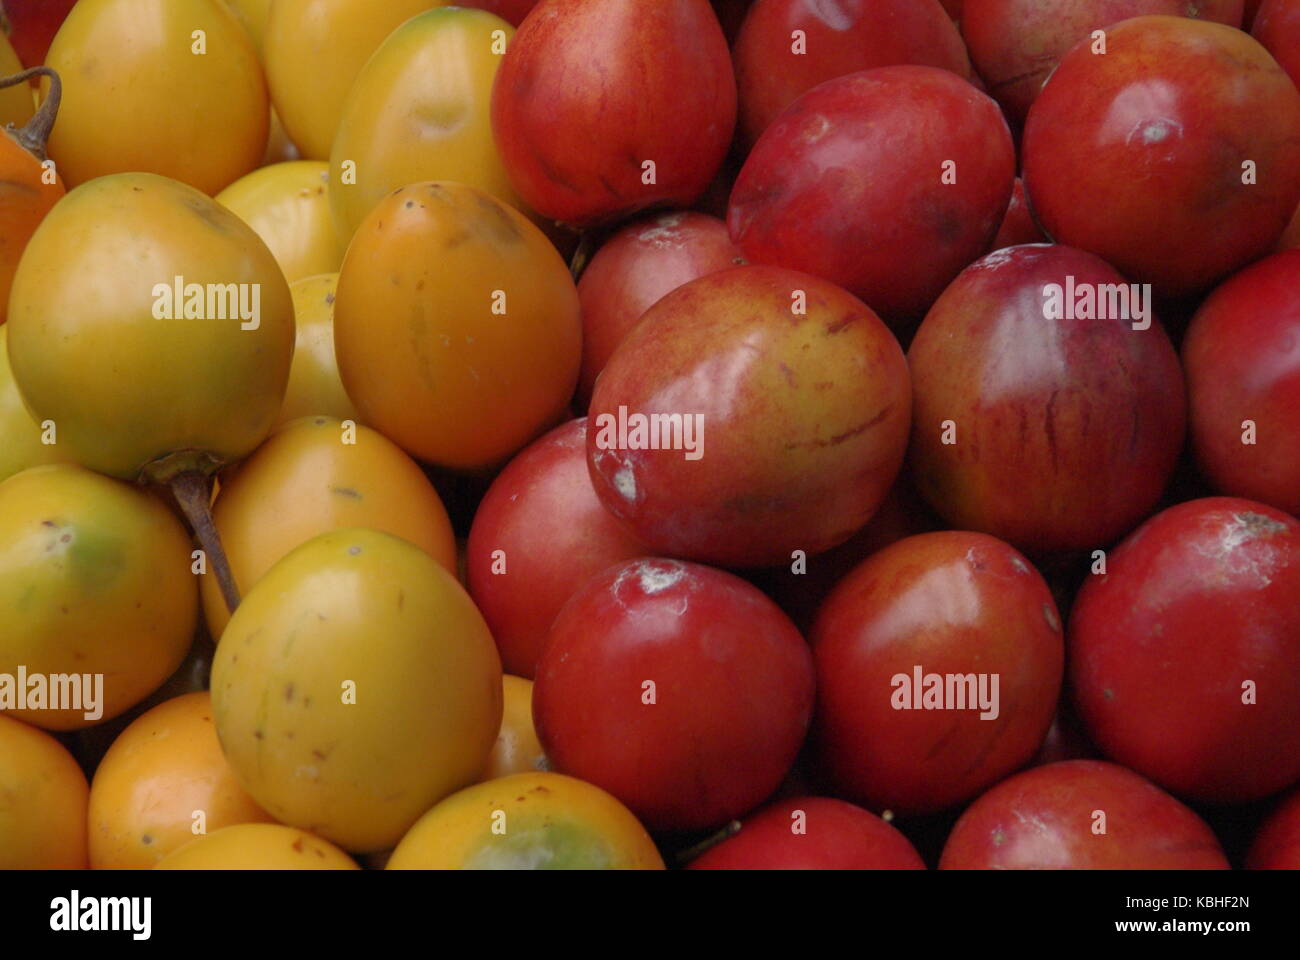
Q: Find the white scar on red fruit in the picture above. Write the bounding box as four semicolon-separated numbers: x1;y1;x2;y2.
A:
1191;512;1288;588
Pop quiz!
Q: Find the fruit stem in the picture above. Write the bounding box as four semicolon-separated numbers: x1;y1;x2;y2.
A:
0;65;61;161
674;820;742;865
170;471;241;616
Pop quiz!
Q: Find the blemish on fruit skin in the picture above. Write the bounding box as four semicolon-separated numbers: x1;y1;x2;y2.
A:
1043;604;1060;632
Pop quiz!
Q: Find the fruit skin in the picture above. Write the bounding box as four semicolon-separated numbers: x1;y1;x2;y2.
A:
587;265;911;568
962;0;1243;128
533;558;815;833
0;96;64;327
988;178;1044;252
0;326;68;483
1069;497;1300;803
483;676;547;781
87;692;274;869
812;531;1064;816
490;0;736;228
0;713;88;869
1252;0;1300;85
154;824;359;869
211;528;502;853
733;0;971;147
907;244;1187;556
687;796;926;870
7;172;294;481
0;465;198;731
218;0;271;58
0;30;35;128
44;0;267;193
215;160;344;284
263;0;448;160
334;181;580;471
466;418;646;679
939;760;1230;869
729;66;1015;325
463;0;540;25
200;415;457;642
1247;786;1300;869
387;772;663;870
1;0;79;69
329;7;528;243
1184;252;1300;517
276;274;358;428
577;211;744;406
1022;15;1300;298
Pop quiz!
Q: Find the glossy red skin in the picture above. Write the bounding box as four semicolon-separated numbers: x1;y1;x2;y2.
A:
465;419;647;679
939;761;1230;869
1254;0;1300;84
687;796;926;870
988;178;1045;252
1070;497;1300;803
812;531;1063;816
729;66;1014;325
1;0;78;67
587;265;911;568
962;1;1242;128
533;558;815;833
908;244;1186;556
1247;787;1300;868
490;0;736;228
732;0;971;147
1023;16;1300;298
745;478;941;632
577;211;744;406
1183;253;1300;516
462;0;541;26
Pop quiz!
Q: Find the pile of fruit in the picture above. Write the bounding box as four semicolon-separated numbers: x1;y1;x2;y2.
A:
1;0;1298;871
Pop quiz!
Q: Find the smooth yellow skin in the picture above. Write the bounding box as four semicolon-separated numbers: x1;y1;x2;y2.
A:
387;773;664;870
264;0;449;160
200;415;457;638
219;0;272;58
211;528;503;853
483;676;547;781
44;0;267;194
0;714;89;869
88;692;275;869
0;465;197;731
0;32;35;129
0;327;68;484
334;181;581;471
330;7;524;243
278;274;357;427
155;823;359;870
217;161;343;284
7;172;294;480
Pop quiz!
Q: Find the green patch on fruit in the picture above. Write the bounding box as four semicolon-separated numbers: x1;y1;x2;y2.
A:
465;821;613;870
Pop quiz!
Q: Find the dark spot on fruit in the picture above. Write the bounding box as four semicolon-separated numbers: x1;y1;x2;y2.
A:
313;749;326;760
405;200;414;208
60;533;71;543
331;486;362;500
315;848;325;858
292;836;304;852
41;520;55;527
285;683;295;702
141;834;153;845
325;293;335;305
254;729;264;740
